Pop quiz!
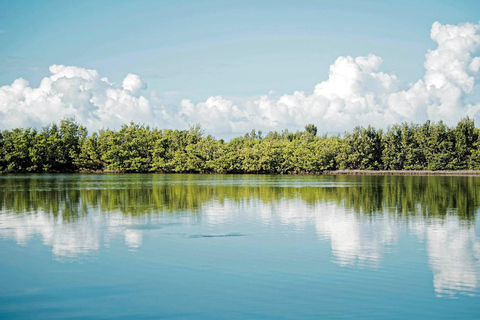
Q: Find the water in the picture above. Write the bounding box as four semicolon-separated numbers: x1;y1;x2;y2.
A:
0;174;479;319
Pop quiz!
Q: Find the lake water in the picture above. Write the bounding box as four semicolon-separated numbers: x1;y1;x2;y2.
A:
0;174;479;319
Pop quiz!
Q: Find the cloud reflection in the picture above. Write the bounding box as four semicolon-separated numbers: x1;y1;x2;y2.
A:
0;210;193;259
425;216;480;297
0;184;479;297
314;203;399;268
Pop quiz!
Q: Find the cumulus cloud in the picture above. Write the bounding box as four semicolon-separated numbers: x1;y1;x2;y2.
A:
122;73;147;95
1;21;480;134
0;65;160;130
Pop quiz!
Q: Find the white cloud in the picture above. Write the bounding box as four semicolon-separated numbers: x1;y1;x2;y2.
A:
122;73;147;95
0;65;161;131
0;21;480;134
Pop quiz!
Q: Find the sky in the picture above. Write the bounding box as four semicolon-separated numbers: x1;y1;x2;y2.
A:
1;0;480;138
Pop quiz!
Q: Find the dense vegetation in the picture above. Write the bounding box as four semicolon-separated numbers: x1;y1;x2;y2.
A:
1;117;480;173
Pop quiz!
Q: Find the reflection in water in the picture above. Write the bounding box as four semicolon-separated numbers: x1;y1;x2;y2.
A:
0;210;152;258
426;216;480;297
0;174;479;297
314;203;399;268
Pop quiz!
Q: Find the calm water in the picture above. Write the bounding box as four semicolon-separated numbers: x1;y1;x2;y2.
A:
0;174;480;319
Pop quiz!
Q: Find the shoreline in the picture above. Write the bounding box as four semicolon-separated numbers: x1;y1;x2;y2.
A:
5;170;479;177
322;170;480;176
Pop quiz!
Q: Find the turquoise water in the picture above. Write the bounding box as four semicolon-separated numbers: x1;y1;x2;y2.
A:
0;174;479;319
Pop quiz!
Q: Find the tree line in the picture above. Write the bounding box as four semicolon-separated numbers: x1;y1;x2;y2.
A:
1;117;480;173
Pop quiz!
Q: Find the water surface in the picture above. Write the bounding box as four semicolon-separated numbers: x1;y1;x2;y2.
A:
0;174;479;319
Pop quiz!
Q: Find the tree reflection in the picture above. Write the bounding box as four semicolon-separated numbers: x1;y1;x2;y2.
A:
0;174;479;296
1;174;479;220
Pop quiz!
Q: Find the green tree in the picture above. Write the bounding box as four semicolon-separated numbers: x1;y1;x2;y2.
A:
75;133;104;171
305;124;318;136
59;118;88;171
453;117;477;169
337;126;383;170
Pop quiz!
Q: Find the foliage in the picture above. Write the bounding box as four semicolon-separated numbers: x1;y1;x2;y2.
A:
0;117;479;174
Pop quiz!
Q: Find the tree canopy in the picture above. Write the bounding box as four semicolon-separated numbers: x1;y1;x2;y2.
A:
1;117;479;174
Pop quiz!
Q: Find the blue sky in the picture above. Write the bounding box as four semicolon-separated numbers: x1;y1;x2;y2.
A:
1;0;480;136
